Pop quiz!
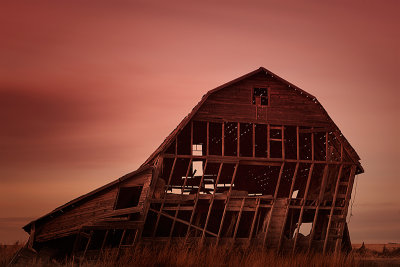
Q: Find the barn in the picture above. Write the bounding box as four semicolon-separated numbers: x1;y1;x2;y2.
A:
19;67;363;261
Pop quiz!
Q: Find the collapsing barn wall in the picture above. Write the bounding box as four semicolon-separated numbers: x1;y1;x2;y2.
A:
144;120;357;254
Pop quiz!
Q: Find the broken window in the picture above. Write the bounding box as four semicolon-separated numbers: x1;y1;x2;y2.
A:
224;122;238;156
115;186;143;209
240;123;253;157
252;87;268;106
255;124;268;157
209;122;222;155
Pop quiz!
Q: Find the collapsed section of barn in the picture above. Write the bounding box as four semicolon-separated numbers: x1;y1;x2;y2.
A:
19;67;363;261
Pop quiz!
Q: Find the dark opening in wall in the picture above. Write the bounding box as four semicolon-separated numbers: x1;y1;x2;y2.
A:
240;123;253;157
193;121;207;156
299;127;312;160
270;126;282;158
201;162;221;194
165;139;176;154
236;165;262;194
284;126;297;159
217;163;236;193
224;122;238;156
169;158;191;194
252;88;268;106
209;122;222;155
276;163;297;198
115;186;143;209
255;124;268;157
307;164;325;200
293;163;312;199
327;132;341;161
177;124;191;155
314;132;326;161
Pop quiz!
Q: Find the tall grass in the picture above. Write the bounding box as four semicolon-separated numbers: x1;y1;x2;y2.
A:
3;241;399;266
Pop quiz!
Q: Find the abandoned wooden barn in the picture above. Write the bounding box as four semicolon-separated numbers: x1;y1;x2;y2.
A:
21;67;363;260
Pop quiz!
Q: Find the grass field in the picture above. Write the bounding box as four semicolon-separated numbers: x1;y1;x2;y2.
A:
1;242;400;266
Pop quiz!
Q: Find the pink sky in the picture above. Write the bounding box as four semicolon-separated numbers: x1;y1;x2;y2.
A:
0;0;399;244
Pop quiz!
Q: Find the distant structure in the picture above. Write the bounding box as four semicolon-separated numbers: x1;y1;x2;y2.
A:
19;67;363;261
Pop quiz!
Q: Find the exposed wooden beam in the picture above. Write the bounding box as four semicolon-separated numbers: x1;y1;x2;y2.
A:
292;163;314;254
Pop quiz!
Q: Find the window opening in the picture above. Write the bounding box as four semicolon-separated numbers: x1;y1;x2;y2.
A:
252;87;268;106
115;186;143;209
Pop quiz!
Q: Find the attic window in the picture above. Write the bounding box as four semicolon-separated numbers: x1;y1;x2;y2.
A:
115;186;143;209
252;87;268;106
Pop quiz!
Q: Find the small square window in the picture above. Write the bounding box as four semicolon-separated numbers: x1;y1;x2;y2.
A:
252;88;268;106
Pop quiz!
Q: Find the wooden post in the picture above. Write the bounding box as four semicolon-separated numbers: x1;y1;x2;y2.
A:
311;130;314;161
82;230;93;260
307;164;329;253
169;158;193;237
201;163;224;244
152;157;176;237
232;198;246;241
326;132;329;161
267;124;270;158
277;162;299;252
292;163;314;254
216;163;239;245
263;163;285;248
222;123;225;156
282;126;285;159
323;165;343;254
237;122;240;157
248;198;261;244
334;165;356;254
190;121;193;155
252;123;256;158
296;126;300;160
206;122;209;156
185;160;208;241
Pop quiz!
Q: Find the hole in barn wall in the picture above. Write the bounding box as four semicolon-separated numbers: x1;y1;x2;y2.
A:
209;122;222;155
224;122;237;156
115;186;143;209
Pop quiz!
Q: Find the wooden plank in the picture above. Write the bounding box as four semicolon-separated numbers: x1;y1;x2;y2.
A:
252;123;255;158
215;163;239;245
169;158;193;237
267;124;270;158
296;126;300;160
237;122;240;156
222;123;225;156
232;198;246;240
292;163;314;254
248;198;260;243
323;164;343;254
152;157;176;237
150;208;217;237
201;163;223;243
263;162;285;248
185;160;208;241
307;164;328;253
277;162;299;252
206;122;209;156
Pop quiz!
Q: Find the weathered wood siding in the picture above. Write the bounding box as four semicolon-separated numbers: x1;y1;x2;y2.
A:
35;170;152;242
194;72;331;127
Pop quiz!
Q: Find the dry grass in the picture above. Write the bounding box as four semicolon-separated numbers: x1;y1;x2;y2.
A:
2;241;400;266
0;242;23;267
